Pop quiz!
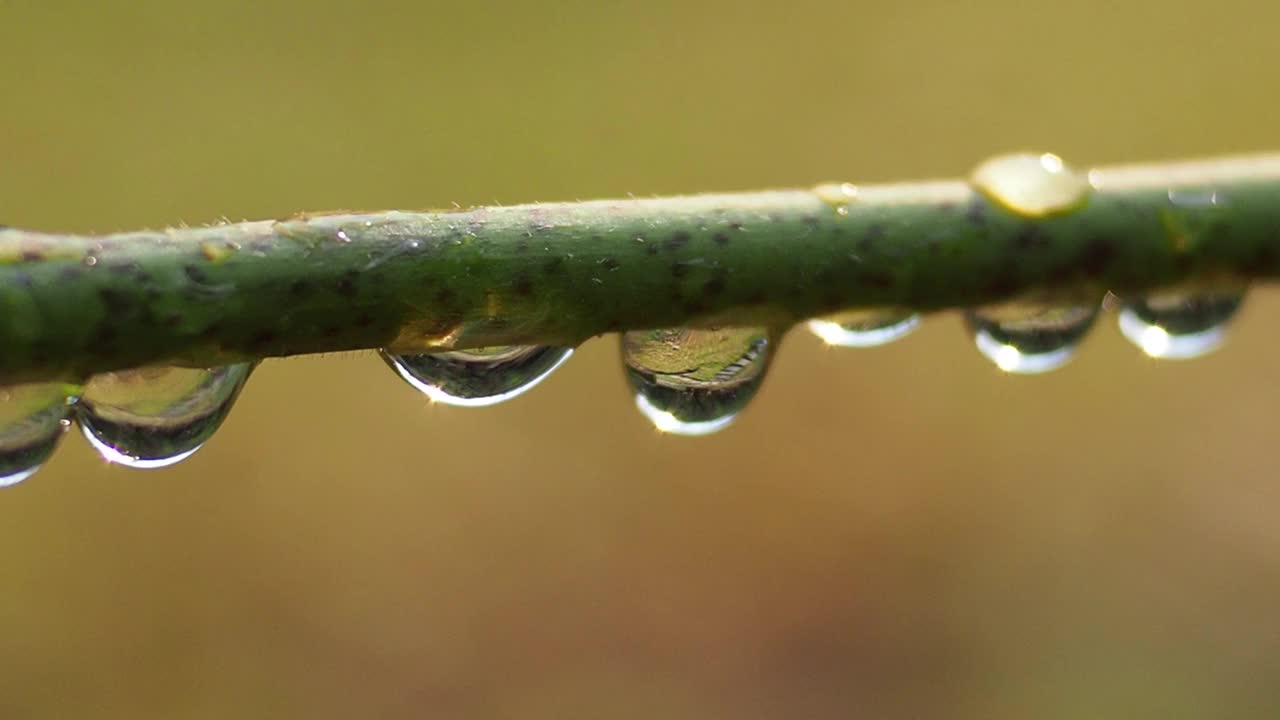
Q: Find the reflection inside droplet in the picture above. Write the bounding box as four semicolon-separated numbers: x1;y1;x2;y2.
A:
967;303;1100;374
622;326;772;436
1117;292;1244;360
807;309;921;348
633;392;737;436
0;382;76;486
381;346;573;407
76;363;255;469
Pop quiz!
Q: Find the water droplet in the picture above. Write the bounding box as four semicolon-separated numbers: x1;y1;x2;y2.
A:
970;152;1091;217
0;382;75;486
200;239;238;262
381;346;573;407
622;326;772;436
1167;189;1224;208
814;182;859;217
807;309;921;348
967;303;1100;374
1117;292;1244;359
76;363;254;469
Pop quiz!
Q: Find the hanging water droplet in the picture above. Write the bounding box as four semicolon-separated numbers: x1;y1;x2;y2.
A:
0;382;76;487
967;303;1100;374
970;152;1092;217
1117;292;1244;360
76;363;254;469
622;326;772;436
807;309;921;348
381;346;573;407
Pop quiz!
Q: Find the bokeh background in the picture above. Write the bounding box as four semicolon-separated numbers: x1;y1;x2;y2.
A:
4;2;1280;717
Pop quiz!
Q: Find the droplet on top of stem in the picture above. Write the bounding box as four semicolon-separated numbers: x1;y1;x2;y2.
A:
970;152;1092;218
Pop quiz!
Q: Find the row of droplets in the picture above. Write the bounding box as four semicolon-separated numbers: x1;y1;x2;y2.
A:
0;151;1243;483
0;289;1244;486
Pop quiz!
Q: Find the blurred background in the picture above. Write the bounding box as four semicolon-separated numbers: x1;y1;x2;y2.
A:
3;1;1280;717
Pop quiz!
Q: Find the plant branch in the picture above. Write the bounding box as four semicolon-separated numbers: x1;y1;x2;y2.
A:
2;153;1279;384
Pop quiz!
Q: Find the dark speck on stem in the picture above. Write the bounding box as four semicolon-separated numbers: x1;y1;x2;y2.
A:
248;330;278;350
859;224;887;253
513;274;535;296
336;271;359;297
97;288;132;312
1013;225;1049;250
184;265;209;283
965;198;988;226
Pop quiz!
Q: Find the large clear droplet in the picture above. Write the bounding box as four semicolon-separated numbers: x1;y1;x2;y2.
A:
381;346;573;407
0;382;76;487
967;303;1100;374
807;309;921;348
622;326;772;436
76;363;255;469
970;152;1092;218
1117;292;1244;360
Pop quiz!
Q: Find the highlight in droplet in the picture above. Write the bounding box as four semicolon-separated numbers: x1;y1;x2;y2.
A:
807;309;921;348
0;382;76;486
970;152;1092;218
381;346;573;407
967;303;1100;374
1117;292;1244;360
76;363;255;469
621;326;772;436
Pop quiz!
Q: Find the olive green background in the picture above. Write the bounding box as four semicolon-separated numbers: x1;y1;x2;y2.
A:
3;2;1279;718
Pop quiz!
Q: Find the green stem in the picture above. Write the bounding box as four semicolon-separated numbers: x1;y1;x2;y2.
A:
2;153;1278;384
